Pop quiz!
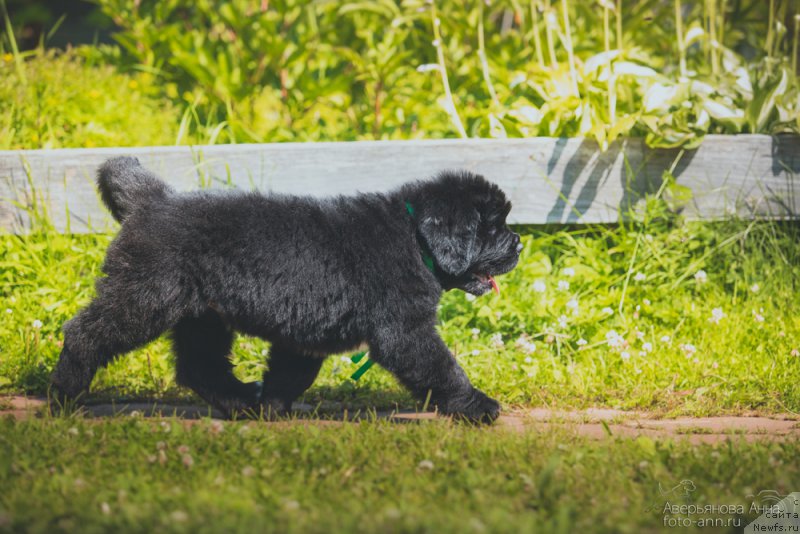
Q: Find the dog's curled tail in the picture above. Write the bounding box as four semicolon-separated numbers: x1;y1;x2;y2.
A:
97;156;173;223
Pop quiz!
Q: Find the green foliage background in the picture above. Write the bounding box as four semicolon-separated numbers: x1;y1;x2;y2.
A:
1;0;799;149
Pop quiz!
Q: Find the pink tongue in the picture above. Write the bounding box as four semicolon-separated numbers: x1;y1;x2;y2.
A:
488;275;500;295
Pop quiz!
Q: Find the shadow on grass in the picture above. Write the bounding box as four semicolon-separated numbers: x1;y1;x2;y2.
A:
8;382;428;425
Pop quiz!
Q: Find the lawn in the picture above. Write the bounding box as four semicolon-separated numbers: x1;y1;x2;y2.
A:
2;415;799;534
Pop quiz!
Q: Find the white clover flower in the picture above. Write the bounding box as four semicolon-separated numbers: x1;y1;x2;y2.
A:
641;342;653;352
416;63;440;73
602;307;614;315
471;328;480;336
32;319;43;329
515;335;536;354
465;293;477;302
791;349;799;357
605;330;623;348
711;361;719;369
633;272;646;282
566;299;579;315
750;283;760;293
340;355;350;362
681;343;697;355
5;308;11;314
417;459;434;471
532;280;546;293
635;329;645;340
490;333;504;348
576;338;588;346
643;299;651;306
709;307;725;324
562;267;575;277
524;356;533;363
431;39;441;47
694;270;708;283
494;311;503;319
471;349;480;356
620;351;631;361
753;309;765;323
557;315;568;329
660;335;671;343
557;280;570;291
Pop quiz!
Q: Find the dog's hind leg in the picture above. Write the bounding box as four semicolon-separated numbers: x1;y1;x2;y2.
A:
259;344;324;416
172;310;261;419
51;291;176;404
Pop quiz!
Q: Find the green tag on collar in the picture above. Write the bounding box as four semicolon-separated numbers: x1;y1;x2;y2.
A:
349;351;374;381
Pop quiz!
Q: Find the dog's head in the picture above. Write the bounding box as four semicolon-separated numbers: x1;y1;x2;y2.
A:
406;170;522;296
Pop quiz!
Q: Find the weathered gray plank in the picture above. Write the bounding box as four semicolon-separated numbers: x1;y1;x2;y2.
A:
0;135;797;233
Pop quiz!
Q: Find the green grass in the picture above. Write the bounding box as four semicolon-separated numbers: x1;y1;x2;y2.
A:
1;415;798;533
0;48;191;150
2;204;798;416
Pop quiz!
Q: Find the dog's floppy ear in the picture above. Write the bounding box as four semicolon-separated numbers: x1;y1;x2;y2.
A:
417;202;479;277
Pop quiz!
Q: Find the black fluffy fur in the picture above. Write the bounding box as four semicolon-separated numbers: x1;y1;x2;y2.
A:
51;157;522;423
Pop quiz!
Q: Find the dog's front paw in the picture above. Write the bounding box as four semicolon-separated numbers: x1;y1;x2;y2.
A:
437;388;500;424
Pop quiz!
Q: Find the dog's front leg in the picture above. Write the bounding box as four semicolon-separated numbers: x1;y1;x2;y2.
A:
370;323;500;423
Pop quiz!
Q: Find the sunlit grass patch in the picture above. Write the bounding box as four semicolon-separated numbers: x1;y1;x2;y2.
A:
0;49;186;150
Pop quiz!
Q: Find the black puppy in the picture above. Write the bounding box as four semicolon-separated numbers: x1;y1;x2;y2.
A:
51;157;522;422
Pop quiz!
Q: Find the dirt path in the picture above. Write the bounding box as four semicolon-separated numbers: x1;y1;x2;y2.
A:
4;395;799;444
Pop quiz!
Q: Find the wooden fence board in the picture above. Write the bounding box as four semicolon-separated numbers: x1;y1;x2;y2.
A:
0;135;797;233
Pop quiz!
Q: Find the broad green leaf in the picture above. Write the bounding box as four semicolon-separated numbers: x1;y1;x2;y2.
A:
747;68;789;132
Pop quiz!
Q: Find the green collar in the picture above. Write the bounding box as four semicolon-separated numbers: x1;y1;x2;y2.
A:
405;201;436;274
